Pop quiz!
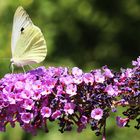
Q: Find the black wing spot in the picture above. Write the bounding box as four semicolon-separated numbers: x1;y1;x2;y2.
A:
21;27;24;33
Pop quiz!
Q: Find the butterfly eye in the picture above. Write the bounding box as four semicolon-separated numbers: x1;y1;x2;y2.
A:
21;27;24;32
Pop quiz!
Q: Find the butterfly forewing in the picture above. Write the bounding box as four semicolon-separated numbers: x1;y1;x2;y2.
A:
11;6;47;67
11;6;33;55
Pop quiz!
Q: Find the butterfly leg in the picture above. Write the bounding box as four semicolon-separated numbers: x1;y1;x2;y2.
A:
28;64;34;70
22;66;26;73
10;63;14;73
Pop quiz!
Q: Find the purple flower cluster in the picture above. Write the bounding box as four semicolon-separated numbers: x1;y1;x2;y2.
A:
0;57;140;137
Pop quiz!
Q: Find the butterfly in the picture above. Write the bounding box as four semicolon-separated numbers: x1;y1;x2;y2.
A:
10;6;47;72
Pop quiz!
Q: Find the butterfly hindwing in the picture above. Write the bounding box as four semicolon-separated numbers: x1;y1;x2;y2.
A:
13;25;47;65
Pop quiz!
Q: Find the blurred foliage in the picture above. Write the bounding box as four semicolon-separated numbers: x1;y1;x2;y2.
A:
0;0;140;139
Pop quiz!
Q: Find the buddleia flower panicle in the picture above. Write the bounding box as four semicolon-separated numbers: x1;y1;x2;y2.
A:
0;57;140;138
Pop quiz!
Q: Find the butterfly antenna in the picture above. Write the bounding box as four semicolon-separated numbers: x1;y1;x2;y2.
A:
0;58;10;60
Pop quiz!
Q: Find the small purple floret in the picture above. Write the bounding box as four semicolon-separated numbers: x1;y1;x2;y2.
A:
41;107;52;118
20;113;33;124
116;116;129;127
91;108;103;120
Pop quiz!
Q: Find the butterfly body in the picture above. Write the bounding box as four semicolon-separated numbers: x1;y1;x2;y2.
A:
11;6;47;67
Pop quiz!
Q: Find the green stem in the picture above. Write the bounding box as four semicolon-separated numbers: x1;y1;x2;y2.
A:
102;120;106;140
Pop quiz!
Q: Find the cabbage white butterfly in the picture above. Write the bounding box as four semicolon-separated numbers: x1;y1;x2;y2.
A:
10;6;47;71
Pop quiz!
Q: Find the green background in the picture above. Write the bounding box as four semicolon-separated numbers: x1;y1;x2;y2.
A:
0;0;140;139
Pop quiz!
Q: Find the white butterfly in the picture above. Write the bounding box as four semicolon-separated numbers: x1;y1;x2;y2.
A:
10;6;47;71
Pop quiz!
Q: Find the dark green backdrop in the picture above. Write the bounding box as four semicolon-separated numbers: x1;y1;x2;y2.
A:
0;0;140;140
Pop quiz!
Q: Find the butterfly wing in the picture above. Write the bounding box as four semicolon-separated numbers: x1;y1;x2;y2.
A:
13;25;47;66
11;6;47;66
11;6;33;55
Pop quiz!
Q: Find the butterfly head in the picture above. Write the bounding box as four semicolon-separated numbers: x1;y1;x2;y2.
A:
10;58;14;62
10;58;22;67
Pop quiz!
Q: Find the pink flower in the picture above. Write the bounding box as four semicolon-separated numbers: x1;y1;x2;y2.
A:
20;113;33;123
32;80;42;90
7;93;16;104
105;85;119;96
94;70;105;83
51;110;61;119
15;81;25;90
41;107;52;118
32;91;41;100
81;115;88;124
60;76;73;85
64;103;75;115
45;78;57;89
103;66;114;78
83;73;94;85
125;68;133;78
72;67;83;76
91;108;103;120
116;116;129;127
132;56;140;66
41;87;52;96
56;85;65;96
22;99;34;110
66;84;77;96
47;67;68;77
73;76;83;84
19;90;33;99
